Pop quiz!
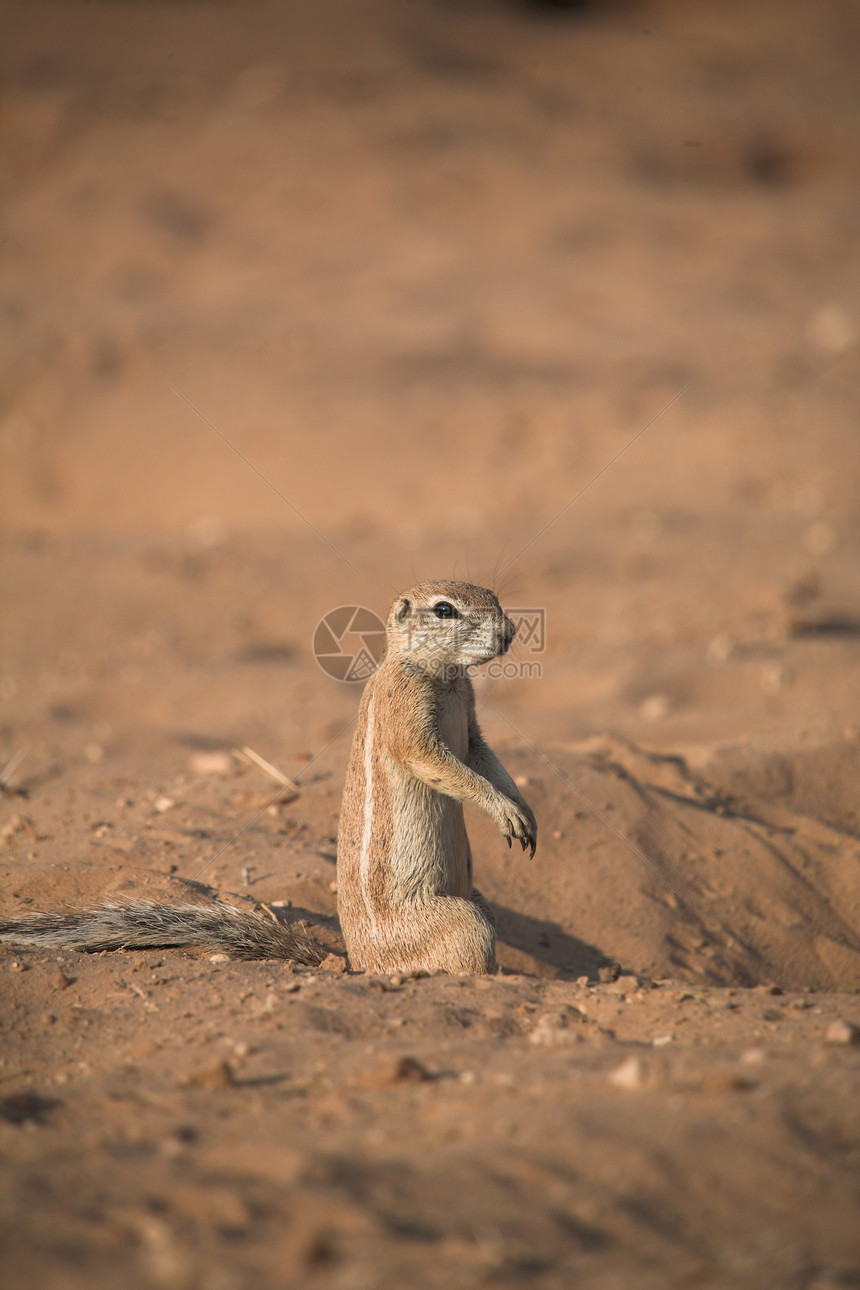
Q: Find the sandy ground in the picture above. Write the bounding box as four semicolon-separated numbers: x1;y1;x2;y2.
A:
1;1;859;1286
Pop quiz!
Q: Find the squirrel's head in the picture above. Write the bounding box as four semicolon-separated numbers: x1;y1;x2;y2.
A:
386;581;515;677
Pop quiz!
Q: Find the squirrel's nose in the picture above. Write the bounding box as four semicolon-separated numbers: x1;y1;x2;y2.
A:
502;616;515;644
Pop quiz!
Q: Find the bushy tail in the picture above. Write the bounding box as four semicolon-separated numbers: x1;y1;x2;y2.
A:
0;899;328;966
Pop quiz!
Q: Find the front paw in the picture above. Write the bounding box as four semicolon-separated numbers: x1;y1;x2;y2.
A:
494;795;537;858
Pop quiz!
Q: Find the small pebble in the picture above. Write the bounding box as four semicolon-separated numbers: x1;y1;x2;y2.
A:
0;815;33;842
697;1069;754;1094
128;1039;160;1060
367;976;402;992
189;750;234;776
529;1011;583;1047
153;795;175;814
609;975;639;997
639;693;671;722
184;1060;235;1089
52;971;73;990
608;1056;643;1090
652;1034;673;1047
825;1020;860;1046
362;1056;432;1088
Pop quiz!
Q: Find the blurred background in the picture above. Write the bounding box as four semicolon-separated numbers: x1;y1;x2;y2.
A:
1;0;858;754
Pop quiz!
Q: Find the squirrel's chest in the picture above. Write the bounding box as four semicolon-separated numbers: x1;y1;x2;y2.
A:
435;687;468;759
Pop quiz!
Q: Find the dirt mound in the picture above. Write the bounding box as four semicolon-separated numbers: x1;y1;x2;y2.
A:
482;737;860;990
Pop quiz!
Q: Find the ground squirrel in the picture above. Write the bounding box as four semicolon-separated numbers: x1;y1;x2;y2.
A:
337;580;536;974
0;581;536;975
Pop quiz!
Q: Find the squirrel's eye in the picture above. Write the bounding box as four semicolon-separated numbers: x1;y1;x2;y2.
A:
433;601;459;619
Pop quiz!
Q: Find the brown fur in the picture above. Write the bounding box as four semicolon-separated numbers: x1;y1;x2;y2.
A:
0;899;326;964
337;581;537;975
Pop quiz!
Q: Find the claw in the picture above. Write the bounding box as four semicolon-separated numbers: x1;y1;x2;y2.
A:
520;838;527;852
506;836;512;849
530;840;536;859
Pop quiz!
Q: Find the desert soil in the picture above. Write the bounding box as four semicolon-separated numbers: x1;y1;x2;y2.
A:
1;1;859;1287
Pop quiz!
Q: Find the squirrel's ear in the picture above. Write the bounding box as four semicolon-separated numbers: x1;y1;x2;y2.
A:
394;597;411;621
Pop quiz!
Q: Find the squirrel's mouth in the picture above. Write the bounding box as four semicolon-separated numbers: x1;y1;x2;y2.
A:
470;642;508;664
461;632;512;665
462;648;498;667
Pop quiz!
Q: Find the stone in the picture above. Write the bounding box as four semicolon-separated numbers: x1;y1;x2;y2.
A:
825;1020;860;1045
608;1056;643;1090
